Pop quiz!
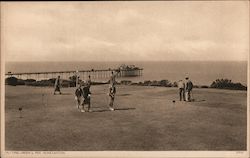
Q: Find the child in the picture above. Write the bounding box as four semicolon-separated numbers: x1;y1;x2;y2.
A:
82;83;92;112
108;84;116;111
75;84;83;110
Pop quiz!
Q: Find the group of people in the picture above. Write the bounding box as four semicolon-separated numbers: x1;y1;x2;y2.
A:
177;77;193;102
53;71;118;113
74;72;119;113
54;70;194;111
75;75;92;112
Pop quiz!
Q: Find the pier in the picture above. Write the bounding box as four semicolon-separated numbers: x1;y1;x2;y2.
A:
5;67;143;81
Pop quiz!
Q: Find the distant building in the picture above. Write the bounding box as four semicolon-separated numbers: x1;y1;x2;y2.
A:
118;64;142;77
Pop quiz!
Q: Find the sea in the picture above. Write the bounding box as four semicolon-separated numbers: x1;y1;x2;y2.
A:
5;61;248;86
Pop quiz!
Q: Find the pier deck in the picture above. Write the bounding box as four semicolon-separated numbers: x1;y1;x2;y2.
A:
5;68;143;80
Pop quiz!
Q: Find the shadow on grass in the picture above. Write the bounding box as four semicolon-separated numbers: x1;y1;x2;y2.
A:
117;94;131;96
191;99;206;102
92;107;136;112
194;102;245;111
115;107;136;110
55;93;72;95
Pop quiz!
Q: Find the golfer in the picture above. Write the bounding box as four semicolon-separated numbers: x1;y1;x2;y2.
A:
82;83;92;112
76;76;81;87
184;77;193;102
75;70;80;87
108;84;116;111
75;84;83;110
109;69;120;86
86;75;91;88
54;76;62;95
110;71;116;86
177;80;185;101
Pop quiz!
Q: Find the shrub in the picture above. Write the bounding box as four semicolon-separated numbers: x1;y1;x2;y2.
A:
138;82;143;86
48;78;56;83
210;78;247;90
151;80;160;86
69;75;77;81
131;82;138;85
141;80;174;87
159;80;167;86
193;85;199;88
91;81;107;85
143;80;152;86
61;80;71;87
120;80;132;85
24;79;36;85
5;77;18;86
201;85;209;88
17;79;25;85
172;82;178;87
150;80;172;87
24;79;36;82
161;80;172;87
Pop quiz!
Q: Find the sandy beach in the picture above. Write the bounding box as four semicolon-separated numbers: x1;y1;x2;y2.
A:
5;85;247;151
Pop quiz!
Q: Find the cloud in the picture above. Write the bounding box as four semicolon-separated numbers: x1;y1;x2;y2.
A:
2;1;249;61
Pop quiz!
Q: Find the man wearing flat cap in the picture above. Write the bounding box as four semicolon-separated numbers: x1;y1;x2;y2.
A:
185;77;193;102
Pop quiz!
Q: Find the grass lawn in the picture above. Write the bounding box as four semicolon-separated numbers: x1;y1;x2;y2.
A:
5;85;247;151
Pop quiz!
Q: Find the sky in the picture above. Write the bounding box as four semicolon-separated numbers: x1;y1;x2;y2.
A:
1;1;249;61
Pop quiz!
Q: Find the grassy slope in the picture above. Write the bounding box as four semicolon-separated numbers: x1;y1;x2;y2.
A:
5;85;247;151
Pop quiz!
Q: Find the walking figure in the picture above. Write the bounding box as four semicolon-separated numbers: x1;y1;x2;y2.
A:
108;84;116;111
54;76;62;95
